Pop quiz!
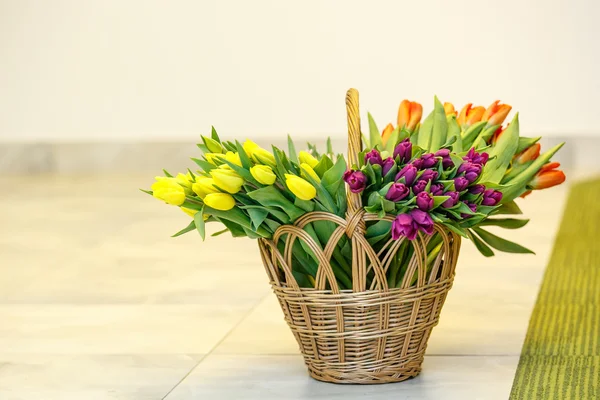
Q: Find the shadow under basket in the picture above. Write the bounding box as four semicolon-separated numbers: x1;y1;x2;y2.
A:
257;88;462;384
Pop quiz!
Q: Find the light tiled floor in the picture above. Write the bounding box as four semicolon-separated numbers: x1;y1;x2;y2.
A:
0;173;589;399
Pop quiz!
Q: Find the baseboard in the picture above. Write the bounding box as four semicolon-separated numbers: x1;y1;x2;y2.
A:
0;136;596;174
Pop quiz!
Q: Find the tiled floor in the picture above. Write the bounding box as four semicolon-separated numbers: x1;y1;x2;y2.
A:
0;173;588;399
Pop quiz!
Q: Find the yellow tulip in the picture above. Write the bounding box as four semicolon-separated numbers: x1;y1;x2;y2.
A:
285;174;316;200
250;165;277;185
204;153;226;165
192;177;219;199
243;140;276;166
204;193;236;211
175;172;194;194
210;168;244;194
300;163;320;183
225;151;242;167
151;177;186;206
298;151;318;168
181;207;209;220
201;135;223;153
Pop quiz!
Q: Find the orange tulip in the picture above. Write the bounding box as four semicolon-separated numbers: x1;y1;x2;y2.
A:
514;143;541;164
381;123;394;146
482;100;512;126
529;162;566;190
397;100;423;131
444;102;456;116
457;103;485;127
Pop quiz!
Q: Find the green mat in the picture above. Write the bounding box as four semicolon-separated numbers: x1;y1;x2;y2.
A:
510;180;600;399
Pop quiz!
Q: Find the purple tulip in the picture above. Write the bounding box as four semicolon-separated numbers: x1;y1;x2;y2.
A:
412;158;424;170
343;170;367;193
393;139;412;164
382;157;395;176
385;183;410;202
396;164;418;186
458;162;482;183
420;153;438;168
481;189;503;206
410;209;434;235
464;148;489;165
364;149;383;166
416;192;434;211
454;176;470;192
412;180;428;194
468;184;486;195
391;213;418;240
441;191;460;208
430;183;444;196
435;149;454;169
417;169;439;182
461;201;477;218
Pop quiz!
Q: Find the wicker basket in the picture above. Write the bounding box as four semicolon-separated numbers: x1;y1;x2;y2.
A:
258;88;461;384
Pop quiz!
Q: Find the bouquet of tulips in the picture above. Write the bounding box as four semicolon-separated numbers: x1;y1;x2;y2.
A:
145;96;565;289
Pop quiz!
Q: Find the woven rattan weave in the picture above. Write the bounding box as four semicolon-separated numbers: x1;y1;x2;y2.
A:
258;89;461;384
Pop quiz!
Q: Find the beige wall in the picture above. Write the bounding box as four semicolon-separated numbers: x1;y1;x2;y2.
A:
1;0;598;142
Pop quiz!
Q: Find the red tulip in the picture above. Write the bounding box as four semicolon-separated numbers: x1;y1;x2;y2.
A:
482;100;512;126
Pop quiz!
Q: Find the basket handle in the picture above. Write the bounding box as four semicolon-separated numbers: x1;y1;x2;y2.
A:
345;88;363;214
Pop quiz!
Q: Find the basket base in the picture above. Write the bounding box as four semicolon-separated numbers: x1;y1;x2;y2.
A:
306;363;422;385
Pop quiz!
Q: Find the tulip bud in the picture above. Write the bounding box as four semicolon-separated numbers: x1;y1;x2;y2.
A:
417;169;438;182
181;207;199;218
469;184;486;195
444;102;456;116
192;177;219;199
410;209;434;235
397;100;423;132
529;162;566;190
243;140;276;166
300;163;321;183
364;149;383;166
151;177;186;206
381;123;394;146
250;165;277;185
457;104;485;127
481;189;503;206
285;174;317;200
225;151;242;167
430;183;444;196
382;157;395;176
463;148;489;165
298;151;319;168
395;164;418;186
210;168;244;194
461;201;477;218
204;153;226;165
392;213;417;240
454;176;470;192
175;172;194;194
393;139;412;164
435;149;454;169
202;135;223;154
458;162;482;183
416;192;434;211
343;170;367;193
204;193;236;211
385;182;410;202
420;153;438;168
441;191;460;208
514;143;541;164
412;180;428;195
482;100;512;126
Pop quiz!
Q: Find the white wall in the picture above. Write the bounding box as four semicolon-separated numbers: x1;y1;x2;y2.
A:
1;0;599;142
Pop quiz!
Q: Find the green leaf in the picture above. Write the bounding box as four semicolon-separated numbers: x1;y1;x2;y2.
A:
418;96;447;152
478;218;530;229
472;124;500;149
473;227;535;254
494;200;523;215
326;137;333;154
461;121;487;149
211;228;229;237
432;195;451;209
480;114;520;183
287;135;298;164
191;157;215;173
247;185;304;221
247;207;269;230
444;222;469;238
171;220;196;237
205;205;271;238
140;188;153;196
384;127;401;153
211;126;221;142
313;155;334;177
467;229;495;257
294;197;315;212
162;169;173;177
202;135;223;153
447;115;462;152
235;140;253;170
194;207;206;240
368;112;382;149
217;217;247;237
321;156;347;198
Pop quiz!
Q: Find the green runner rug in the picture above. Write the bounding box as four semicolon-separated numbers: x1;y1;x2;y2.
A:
510;180;600;399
